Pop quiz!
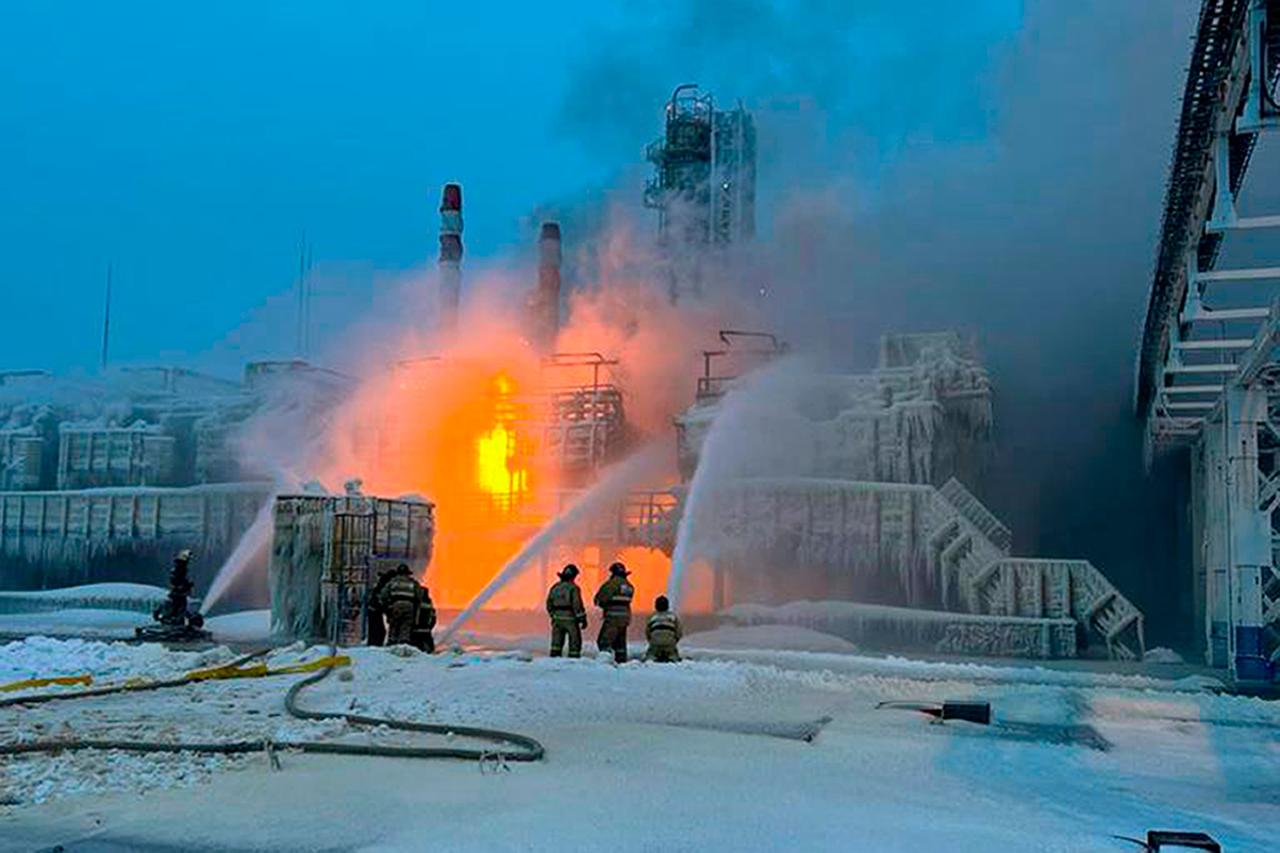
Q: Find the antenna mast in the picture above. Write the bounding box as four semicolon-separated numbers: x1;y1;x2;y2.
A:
100;263;112;371
296;233;310;359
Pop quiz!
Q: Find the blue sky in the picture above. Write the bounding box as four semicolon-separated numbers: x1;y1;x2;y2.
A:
1;0;1024;375
1;2;630;372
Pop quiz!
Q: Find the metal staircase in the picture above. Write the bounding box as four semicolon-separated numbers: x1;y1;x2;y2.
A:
939;478;1013;553
930;485;1146;660
588;474;1145;660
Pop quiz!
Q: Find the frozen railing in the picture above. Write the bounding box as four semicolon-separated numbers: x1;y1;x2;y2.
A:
964;558;1146;661
939;478;1012;553
926;487;1144;660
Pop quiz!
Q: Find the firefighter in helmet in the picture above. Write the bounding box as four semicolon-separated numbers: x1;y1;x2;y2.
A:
365;566;397;646
410;581;437;653
546;564;587;657
644;595;683;662
593;562;635;663
378;563;423;646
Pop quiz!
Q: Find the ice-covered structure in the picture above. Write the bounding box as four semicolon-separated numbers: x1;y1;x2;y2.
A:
268;493;434;642
676;331;993;487
0;363;351;594
675;332;1145;659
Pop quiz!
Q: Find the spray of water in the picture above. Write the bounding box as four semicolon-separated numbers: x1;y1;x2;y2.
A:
666;428;721;610
666;358;798;609
439;442;667;644
200;493;278;615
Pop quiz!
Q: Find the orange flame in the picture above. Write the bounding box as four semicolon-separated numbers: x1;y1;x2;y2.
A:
308;233;754;614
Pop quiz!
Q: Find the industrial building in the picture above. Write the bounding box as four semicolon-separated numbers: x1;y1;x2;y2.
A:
671;330;1145;660
0;362;350;594
1136;0;1280;687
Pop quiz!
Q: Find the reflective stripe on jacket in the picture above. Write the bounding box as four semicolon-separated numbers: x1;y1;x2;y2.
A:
646;612;682;645
380;575;421;608
546;581;585;620
594;577;634;616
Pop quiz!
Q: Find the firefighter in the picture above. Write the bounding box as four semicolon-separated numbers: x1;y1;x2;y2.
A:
365;566;397;647
410;582;437;653
644;595;683;662
546;564;587;658
378;564;422;646
155;549;199;628
593;562;635;663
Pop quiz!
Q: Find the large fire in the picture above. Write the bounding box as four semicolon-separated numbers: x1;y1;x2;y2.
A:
313;240;741;616
474;374;528;503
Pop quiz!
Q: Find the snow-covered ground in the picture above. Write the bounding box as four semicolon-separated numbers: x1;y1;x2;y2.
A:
1;633;1277;851
0;605;273;644
0;583;169;616
685;623;860;653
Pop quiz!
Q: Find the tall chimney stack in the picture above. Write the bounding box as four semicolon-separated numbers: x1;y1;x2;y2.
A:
531;221;562;351
437;183;464;331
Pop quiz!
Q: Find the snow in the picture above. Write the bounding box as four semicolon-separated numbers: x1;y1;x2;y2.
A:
1143;646;1185;664
0;583;169;615
0;639;1276;850
0;636;236;687
0;609;147;639
684;624;859;654
0;605;273;644
204;609;272;643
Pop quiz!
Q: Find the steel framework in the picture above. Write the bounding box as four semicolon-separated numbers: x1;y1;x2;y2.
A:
644;84;757;300
1137;0;1280;685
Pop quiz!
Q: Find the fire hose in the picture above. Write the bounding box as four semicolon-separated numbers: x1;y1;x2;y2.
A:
0;645;544;764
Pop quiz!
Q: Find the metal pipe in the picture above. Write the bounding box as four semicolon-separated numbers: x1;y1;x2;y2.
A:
531;221;561;351
438;183;464;332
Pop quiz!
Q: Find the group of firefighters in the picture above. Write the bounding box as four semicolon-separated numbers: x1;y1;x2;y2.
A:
365;561;683;663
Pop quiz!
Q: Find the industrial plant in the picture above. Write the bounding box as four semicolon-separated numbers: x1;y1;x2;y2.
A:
0;84;1147;666
4;5;1279;849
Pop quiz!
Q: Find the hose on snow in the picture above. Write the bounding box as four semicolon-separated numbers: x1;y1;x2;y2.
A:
0;644;544;764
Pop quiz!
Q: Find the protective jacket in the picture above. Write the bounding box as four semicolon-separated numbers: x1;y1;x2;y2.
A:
645;611;683;647
593;576;635;617
546;580;586;624
416;587;437;631
380;574;422;609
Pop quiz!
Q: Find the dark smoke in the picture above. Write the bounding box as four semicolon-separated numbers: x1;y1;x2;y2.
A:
556;0;1203;646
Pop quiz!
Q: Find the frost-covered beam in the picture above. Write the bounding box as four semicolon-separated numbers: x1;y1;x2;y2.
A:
1174;338;1255;350
1183;306;1271;322
1233;301;1280;385
1208;214;1280;231
1238;0;1280;132
1164;363;1239;375
1196;266;1280;283
1162;384;1225;395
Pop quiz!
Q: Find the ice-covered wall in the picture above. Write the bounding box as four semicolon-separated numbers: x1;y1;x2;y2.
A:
676;331;992;488
0;363;353;596
693;477;1003;610
0;483;271;592
268;494;435;641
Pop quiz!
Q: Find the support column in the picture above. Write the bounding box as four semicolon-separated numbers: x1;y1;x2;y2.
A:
1200;418;1230;667
1224;386;1275;683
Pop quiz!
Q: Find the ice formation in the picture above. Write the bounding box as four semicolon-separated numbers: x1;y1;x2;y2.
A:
666;333;1144;659
0;365;348;596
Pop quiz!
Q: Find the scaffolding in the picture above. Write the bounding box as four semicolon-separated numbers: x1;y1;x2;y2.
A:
532;352;628;485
